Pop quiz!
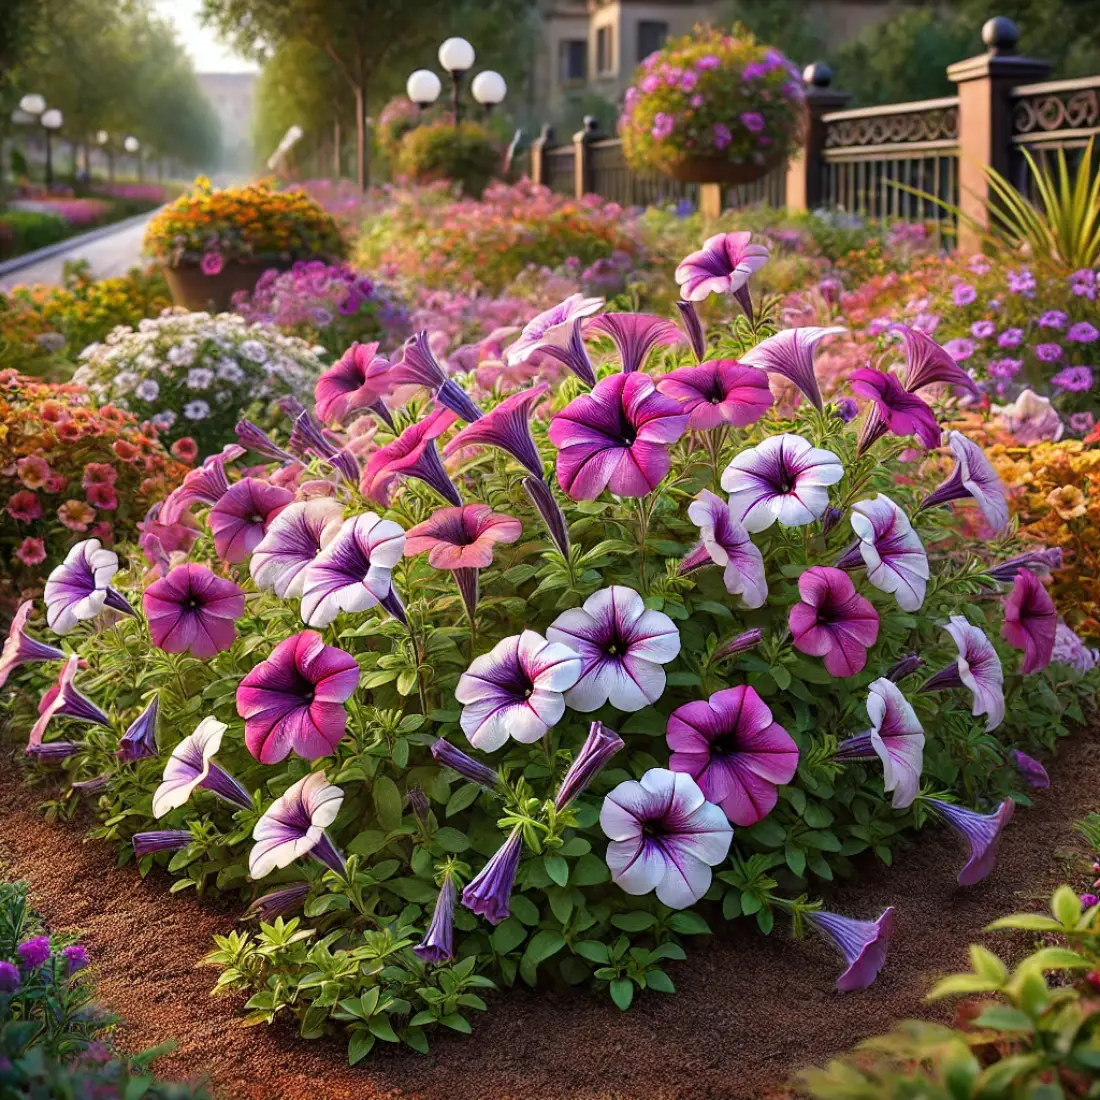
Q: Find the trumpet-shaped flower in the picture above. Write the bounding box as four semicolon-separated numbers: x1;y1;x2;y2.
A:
893;323;980;395
721;434;843;533
209;477;294;563
530;317;596;386
835;679;924;808
1001;569;1057;674
666;686;798;826
455;630;582;751
132;830;192;860
585;312;682;373
299;512;405;628
462;827;524;925
850;368;940;454
443;383;549;479
152;717;251;819
160;444;244;524
1014;750;1049;789
506;294;604;365
405;505;522;571
549;372;690;500
656;360;773;430
246;883;311;922
600;768;732;909
921;616;1004;731
675;300;706;362
143;564;245;659
250;499;345;600
360;405;461;507
674;232;770;316
740;327;846;412
430;739;501;789
117;696;159;762
415;874;457;963
0;601;65;690
806;907;895;992
289;411;360;485
555;721;625;810
28;654;110;750
44;539;119;635
236;419;297;465
837;495;928;612
314;341;390;424
919;431;1009;534
249;771;345;879
790;566;880;678
928;798;1014;885
683;490;767;608
390;331;483;423
237;631;360;763
547;585;680;712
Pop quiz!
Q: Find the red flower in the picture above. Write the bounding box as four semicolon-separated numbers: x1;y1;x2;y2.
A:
7;490;42;523
170;438;199;464
82;463;117;489
112;440;139;461
58;422;83;443
86;483;118;511
15;537;47;566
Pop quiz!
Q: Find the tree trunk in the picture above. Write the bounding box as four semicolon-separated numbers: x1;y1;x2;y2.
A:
333;118;341;180
354;83;367;190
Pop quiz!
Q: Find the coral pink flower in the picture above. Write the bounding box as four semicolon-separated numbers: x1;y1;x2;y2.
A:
85;483;118;511
143;563;245;659
360;405;460;507
314;341;391;425
58;499;96;532
82;463;117;489
170;438;199;464
17;456;51;490
7;490;42;522
405;505;522;570
1001;569;1057;674
208;477;294;563
789;566;880;677
15;537;47;566
656;360;773;430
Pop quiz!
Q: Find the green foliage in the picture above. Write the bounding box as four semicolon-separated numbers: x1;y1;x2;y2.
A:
0;211;71;260
797;886;1100;1097
395;121;501;198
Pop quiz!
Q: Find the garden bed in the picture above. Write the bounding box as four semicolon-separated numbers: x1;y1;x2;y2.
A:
1;728;1095;1100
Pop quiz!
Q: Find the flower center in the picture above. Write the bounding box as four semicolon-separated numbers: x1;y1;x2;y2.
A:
641;819;667;841
249;513;263;525
186;597;202;611
711;733;740;757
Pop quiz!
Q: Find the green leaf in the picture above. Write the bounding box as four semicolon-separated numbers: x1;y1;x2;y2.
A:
968;945;1007;984
524;930;566;966
645;969;675;994
547;887;574;925
609;978;634;1011
432;827;470;853
445;783;480;817
543;853;569;887
574;940;610;965
373;775;403;832
667;911;711;936
1024;947;1092;971
368;1017;401;1042
348;1031;376;1065
612;911;656;932
1052;885;1083;928
986;913;1064;933
571;853;610;886
509;894;541;926
491;918;528;955
385;877;439;904
972;1006;1034;1033
440;1013;472;1033
926;974;1001;1001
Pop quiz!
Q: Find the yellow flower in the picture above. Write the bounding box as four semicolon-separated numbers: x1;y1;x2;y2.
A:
1047;485;1087;521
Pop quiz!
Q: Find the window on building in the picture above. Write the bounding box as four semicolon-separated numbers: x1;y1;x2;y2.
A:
559;39;587;84
596;25;614;76
637;20;668;63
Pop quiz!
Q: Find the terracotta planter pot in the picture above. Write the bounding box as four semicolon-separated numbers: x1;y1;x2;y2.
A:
162;259;291;312
663;153;784;185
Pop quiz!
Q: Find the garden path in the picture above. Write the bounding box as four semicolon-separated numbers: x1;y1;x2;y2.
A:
0;731;1095;1100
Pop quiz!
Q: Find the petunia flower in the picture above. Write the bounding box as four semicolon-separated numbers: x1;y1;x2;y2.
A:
117;696;159;762
835;679;924;808
1013;750;1049;789
0;601;65;690
674;231;770;320
430;738;501;789
721;434;843;532
666;686;799;826
789;566;880;678
585;312;682;374
152;717;252;819
921;616;1004;731
675;300;707;362
250;499;345;600
209;477;294;563
404;504;522;621
246;883;311;922
314;341;393;426
656;360;773;430
462;826;524;924
386;331;483;423
415;873;458;962
44;539;122;635
506;294;604;366
132;830;193;860
236;419;297;465
360;405;461;508
28;654;110;750
249;771;346;879
681;490;767;608
600;768;732;909
740;327;846;412
547;585;680;712
529;317;596;386
299;512;406;628
289;410;360;485
919;431;1009;533
455;630;582;751
143;564;245;659
714;628;763;660
549;372;690;500
849;368;940;455
805;907;895;991
555;721;625;810
1001;569;1057;674
927;798;1014;886
836;495;928;612
160;444;244;524
443;383;549;480
237;631;360;763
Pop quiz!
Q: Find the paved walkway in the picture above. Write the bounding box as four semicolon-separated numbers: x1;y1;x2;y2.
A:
0;212;156;291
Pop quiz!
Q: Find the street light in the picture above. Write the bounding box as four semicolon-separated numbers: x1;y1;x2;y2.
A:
438;37;475;124
19;94;46;117
406;69;442;110
471;71;507;116
41;108;63;186
124;135;142;180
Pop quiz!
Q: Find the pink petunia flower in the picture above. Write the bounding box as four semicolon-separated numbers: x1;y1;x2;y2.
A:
57;499;96;532
250;498;345;600
360;405;460;507
1001;569;1057;674
506;295;604;366
850;368;940;455
7;490;42;523
143;563;245;659
15;535;47;566
250;771;346;878
200;251;224;276
208;477;294;564
675;232;770;312
17;456;51;490
584;313;682;374
789;566;880;678
314;341;391;425
85;482;118;511
656;359;772;430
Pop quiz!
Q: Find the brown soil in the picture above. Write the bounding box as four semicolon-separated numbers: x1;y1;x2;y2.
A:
1;732;1096;1100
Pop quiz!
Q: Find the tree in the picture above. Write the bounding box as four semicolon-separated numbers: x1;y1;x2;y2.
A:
720;0;827;69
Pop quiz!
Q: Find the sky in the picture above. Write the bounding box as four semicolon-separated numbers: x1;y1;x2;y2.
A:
154;0;258;74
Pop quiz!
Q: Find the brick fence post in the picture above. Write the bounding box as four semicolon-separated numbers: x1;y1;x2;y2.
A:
530;123;554;187
785;62;851;213
573;115;600;198
947;17;1050;252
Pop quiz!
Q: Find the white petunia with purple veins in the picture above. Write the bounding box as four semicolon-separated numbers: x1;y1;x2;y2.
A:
505;294;604;365
251;499;345;599
921;616;1005;732
152;717;251;819
684;490;767;608
249;771;346;879
838;495;929;612
920;431;1009;533
546;585;681;712
44;539;119;635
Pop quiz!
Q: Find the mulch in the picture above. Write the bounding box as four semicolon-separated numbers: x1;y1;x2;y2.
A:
0;730;1096;1100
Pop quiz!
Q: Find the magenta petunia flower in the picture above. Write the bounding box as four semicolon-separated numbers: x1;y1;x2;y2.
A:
928;798;1013;886
143;564;244;659
314;341;392;425
740;326;846;412
237;630;360;764
919;431;1009;533
0;601;65;690
250;771;346;879
200;251;223;276
152;717;251;818
675;232;770;319
208;477;293;564
666;685;798;826
383;331;483;423
160;444;244;524
455;630;582;751
548;372;689;500
789;566;880;678
547;585;680;712
289;410;360;485
132;830;192;860
1001;569;1057;674
806;907;894;992
250;498;345;600
849;368;940;455
837;495;928;612
1068;321;1099;343
890;323;979;396
506;294;604;367
656;359;773;430
921;615;1004;731
600;768;732;909
722;433;843;532
682;490;767;608
1051;365;1094;392
27;654;110;751
443;383;549;480
299;512;406;628
246;883;311;922
835;678;924;809
360;405;460;507
44;539;120;635
585;312;682;374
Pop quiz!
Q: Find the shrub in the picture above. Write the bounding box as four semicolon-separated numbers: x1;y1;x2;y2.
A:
0;211;72;260
395;120;502;198
70;311;325;455
619;25;805;176
143;177;347;270
376;97;423;166
8;239;1096;1062
0;370;186;610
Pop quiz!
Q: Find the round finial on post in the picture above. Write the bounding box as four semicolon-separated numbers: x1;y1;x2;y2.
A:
982;16;1019;55
803;61;833;88
583;114;600;134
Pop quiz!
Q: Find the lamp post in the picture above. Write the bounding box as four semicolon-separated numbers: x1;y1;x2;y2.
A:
471;71;507;118
96;130;114;182
438;37;475;125
124;135;142;180
41;108;63;187
406;69;442;111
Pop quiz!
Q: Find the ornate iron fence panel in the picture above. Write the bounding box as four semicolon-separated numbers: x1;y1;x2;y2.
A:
1011;76;1100;198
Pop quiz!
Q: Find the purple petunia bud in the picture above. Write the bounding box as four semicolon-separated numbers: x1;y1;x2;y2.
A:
414;874;457;964
820;506;844;536
675;300;707;363
886;653;924;682
522;476;571;560
0;961;19;993
17;936;51;970
431;739;500;790
462;827;523;925
236;419;297;465
26;741;80;763
408;786;430;828
62;944;89;975
1081;893;1099;908
246;883;310;922
72;774;111;795
988;548;1063;583
833;397;860;423
555;722;624;810
118;696;159;763
132;830;193;860
1013;750;1049;790
715;629;763;660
